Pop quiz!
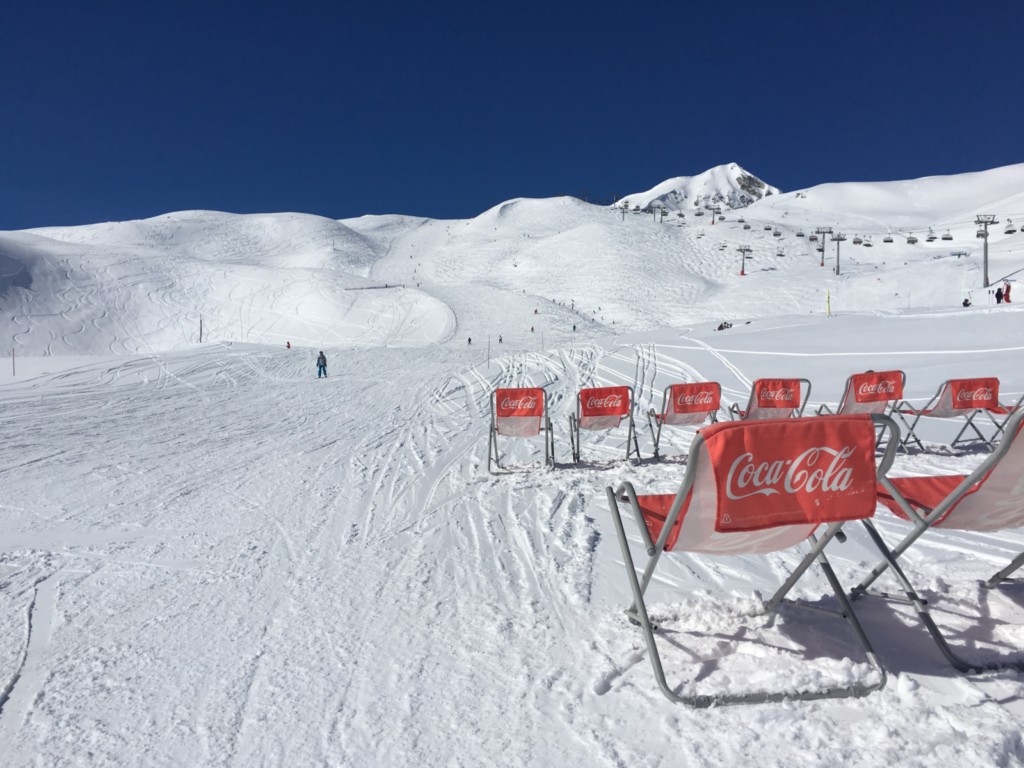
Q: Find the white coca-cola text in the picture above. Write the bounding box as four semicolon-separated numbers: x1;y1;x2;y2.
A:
675;390;716;408
956;388;993;403
725;446;856;500
586;394;624;410
758;388;795;403
501;396;538;410
857;380;897;396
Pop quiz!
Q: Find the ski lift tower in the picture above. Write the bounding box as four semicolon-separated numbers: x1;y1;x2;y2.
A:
737;245;752;276
831;231;847;275
975;215;998;287
711;206;722;225
815;227;833;267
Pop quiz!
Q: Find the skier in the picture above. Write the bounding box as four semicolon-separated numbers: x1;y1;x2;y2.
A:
498;335;503;344
996;286;1004;304
962;298;971;308
286;341;291;349
316;351;327;378
1004;282;1013;304
468;337;472;345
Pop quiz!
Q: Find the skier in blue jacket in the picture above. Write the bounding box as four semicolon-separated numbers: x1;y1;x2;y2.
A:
316;351;327;378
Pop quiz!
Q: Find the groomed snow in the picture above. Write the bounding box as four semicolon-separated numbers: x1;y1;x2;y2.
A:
2;164;1024;766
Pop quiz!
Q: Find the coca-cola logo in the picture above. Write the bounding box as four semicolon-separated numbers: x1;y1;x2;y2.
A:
675;390;716;407
956;388;993;403
725;446;856;500
759;388;794;402
500;396;537;410
586;394;623;409
857;380;897;396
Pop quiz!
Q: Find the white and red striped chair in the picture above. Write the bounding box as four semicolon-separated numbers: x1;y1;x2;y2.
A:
487;387;554;473
895;377;1012;451
607;413;900;706
729;377;811;421
854;408;1024;673
569;385;640;464
817;370;906;416
646;381;721;460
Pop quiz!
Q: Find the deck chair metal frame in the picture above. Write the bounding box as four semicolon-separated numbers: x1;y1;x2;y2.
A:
894;377;1003;452
853;408;1024;674
728;377;812;421
607;413;900;707
487;387;555;474
646;382;721;461
569;385;640;464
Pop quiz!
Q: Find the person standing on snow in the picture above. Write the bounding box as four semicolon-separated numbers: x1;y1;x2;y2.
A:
1004;282;1012;304
996;286;1004;304
316;351;327;378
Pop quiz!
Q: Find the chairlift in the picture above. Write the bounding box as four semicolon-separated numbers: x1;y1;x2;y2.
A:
976;229;987;239
763;224;772;231
863;237;873;248
776;249;785;257
926;229;937;243
1005;219;1017;235
883;233;893;243
852;235;863;245
737;217;746;223
695;210;705;217
808;233;818;242
816;246;824;253
796;230;805;237
907;234;918;244
772;229;781;237
941;229;953;241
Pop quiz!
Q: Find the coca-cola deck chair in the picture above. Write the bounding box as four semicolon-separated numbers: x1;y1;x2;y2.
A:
607;414;900;706
728;377;811;421
816;370;906;417
853;408;1024;673
487;387;554;474
895;377;1006;452
646;382;721;461
569;385;640;464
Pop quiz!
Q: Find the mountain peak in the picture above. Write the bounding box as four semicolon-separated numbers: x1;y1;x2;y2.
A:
615;164;779;212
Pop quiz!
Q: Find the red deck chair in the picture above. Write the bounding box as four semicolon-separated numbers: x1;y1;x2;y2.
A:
853;408;1024;673
728;377;811;421
487;387;554;473
569;385;640;464
607;414;901;706
895;377;1005;451
816;370;906;416
646;382;721;460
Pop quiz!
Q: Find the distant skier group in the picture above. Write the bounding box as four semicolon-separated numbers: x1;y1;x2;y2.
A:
995;281;1013;304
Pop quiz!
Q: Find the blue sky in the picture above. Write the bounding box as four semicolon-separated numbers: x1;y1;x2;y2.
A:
2;1;1022;229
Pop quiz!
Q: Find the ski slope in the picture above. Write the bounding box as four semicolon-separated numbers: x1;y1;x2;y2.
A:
2;164;1024;766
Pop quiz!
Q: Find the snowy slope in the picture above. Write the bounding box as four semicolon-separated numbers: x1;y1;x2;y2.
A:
2;164;1024;766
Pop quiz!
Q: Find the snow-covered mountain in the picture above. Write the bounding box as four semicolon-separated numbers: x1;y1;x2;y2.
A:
614;162;779;213
3;163;1024;767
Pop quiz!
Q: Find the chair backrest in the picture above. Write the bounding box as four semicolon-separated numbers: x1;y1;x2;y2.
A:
578;386;631;430
648;415;882;554
926;377;1000;418
928;409;1024;531
493;387;545;437
743;378;807;420
836;370;905;414
658;382;721;426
